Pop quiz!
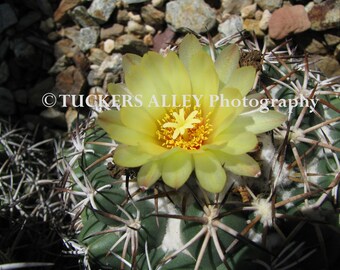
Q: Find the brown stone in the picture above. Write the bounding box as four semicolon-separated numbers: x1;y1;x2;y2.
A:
100;24;124;40
308;0;340;31
152;28;175;52
54;0;82;23
269;5;311;40
56;66;86;106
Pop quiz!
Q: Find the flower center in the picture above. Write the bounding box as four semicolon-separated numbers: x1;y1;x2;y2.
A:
156;107;213;150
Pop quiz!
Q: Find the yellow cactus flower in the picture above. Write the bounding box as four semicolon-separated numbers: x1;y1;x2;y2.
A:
97;34;285;193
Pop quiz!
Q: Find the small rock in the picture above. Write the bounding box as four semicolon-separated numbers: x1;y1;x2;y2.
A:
305;39;328;54
141;4;165;28
166;0;216;33
316;56;340;77
69;6;99;27
0;87;15;115
103;39;115;54
152;0;165;8
56;66;86;106
49;55;72;74
308;0;340;31
72;51;89;72
13;89;28;104
88;48;108;65
145;25;156;34
255;10;263;20
0;3;18;34
143;34;153;47
218;15;243;40
54;0;82;23
36;0;53;16
40;18;55;33
255;0;282;12
335;44;340;61
241;4;257;19
97;54;123;77
221;0;253;14
75;27;100;52
269;5;311;40
0;61;9;84
325;34;340;46
28;77;55;107
304;1;314;13
54;39;79;58
16;11;42;31
0;38;9;61
114;34;148;55
10;38;36;67
243;19;265;37
40;108;67;129
87;69;103;86
88;0;116;24
100;24;124;40
259;10;271;30
128;12;142;23
117;9;129;24
153;27;176;52
126;21;147;35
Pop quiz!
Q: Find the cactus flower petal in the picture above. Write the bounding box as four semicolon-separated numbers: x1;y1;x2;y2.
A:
162;151;193;189
194;152;227;193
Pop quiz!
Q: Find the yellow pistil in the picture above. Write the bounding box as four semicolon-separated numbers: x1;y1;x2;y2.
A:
157;107;213;150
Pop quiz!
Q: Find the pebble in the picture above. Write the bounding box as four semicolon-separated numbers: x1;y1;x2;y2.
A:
0;87;15;115
324;34;340;46
152;27;176;52
221;0;253;14
241;4;257;19
145;25;156;35
166;0;216;33
243;19;265;37
152;0;165;8
69;6;99;27
97;54;123;77
0;61;9;84
218;15;243;40
114;34;148;55
259;10;271;30
36;0;53;17
305;39;328;54
335;44;340;61
87;69;103;86
88;0;116;24
126;20;147;35
40;18;55;33
75;27;100;52
255;10;263;20
16;11;42;31
28;77;55;107
88;48;108;65
128;12;142;23
103;39;115;54
0;38;9;61
0;3;18;34
117;9;130;24
308;0;340;31
304;1;315;13
143;33;153;47
54;0;82;23
100;24;124;40
48;55;71;74
56;66;86;106
316;56;340;77
54;39;79;58
269;5;311;40
141;4;165;28
40;108;67;129
255;0;282;12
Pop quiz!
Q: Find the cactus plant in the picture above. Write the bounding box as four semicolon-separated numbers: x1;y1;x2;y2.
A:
58;32;340;269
